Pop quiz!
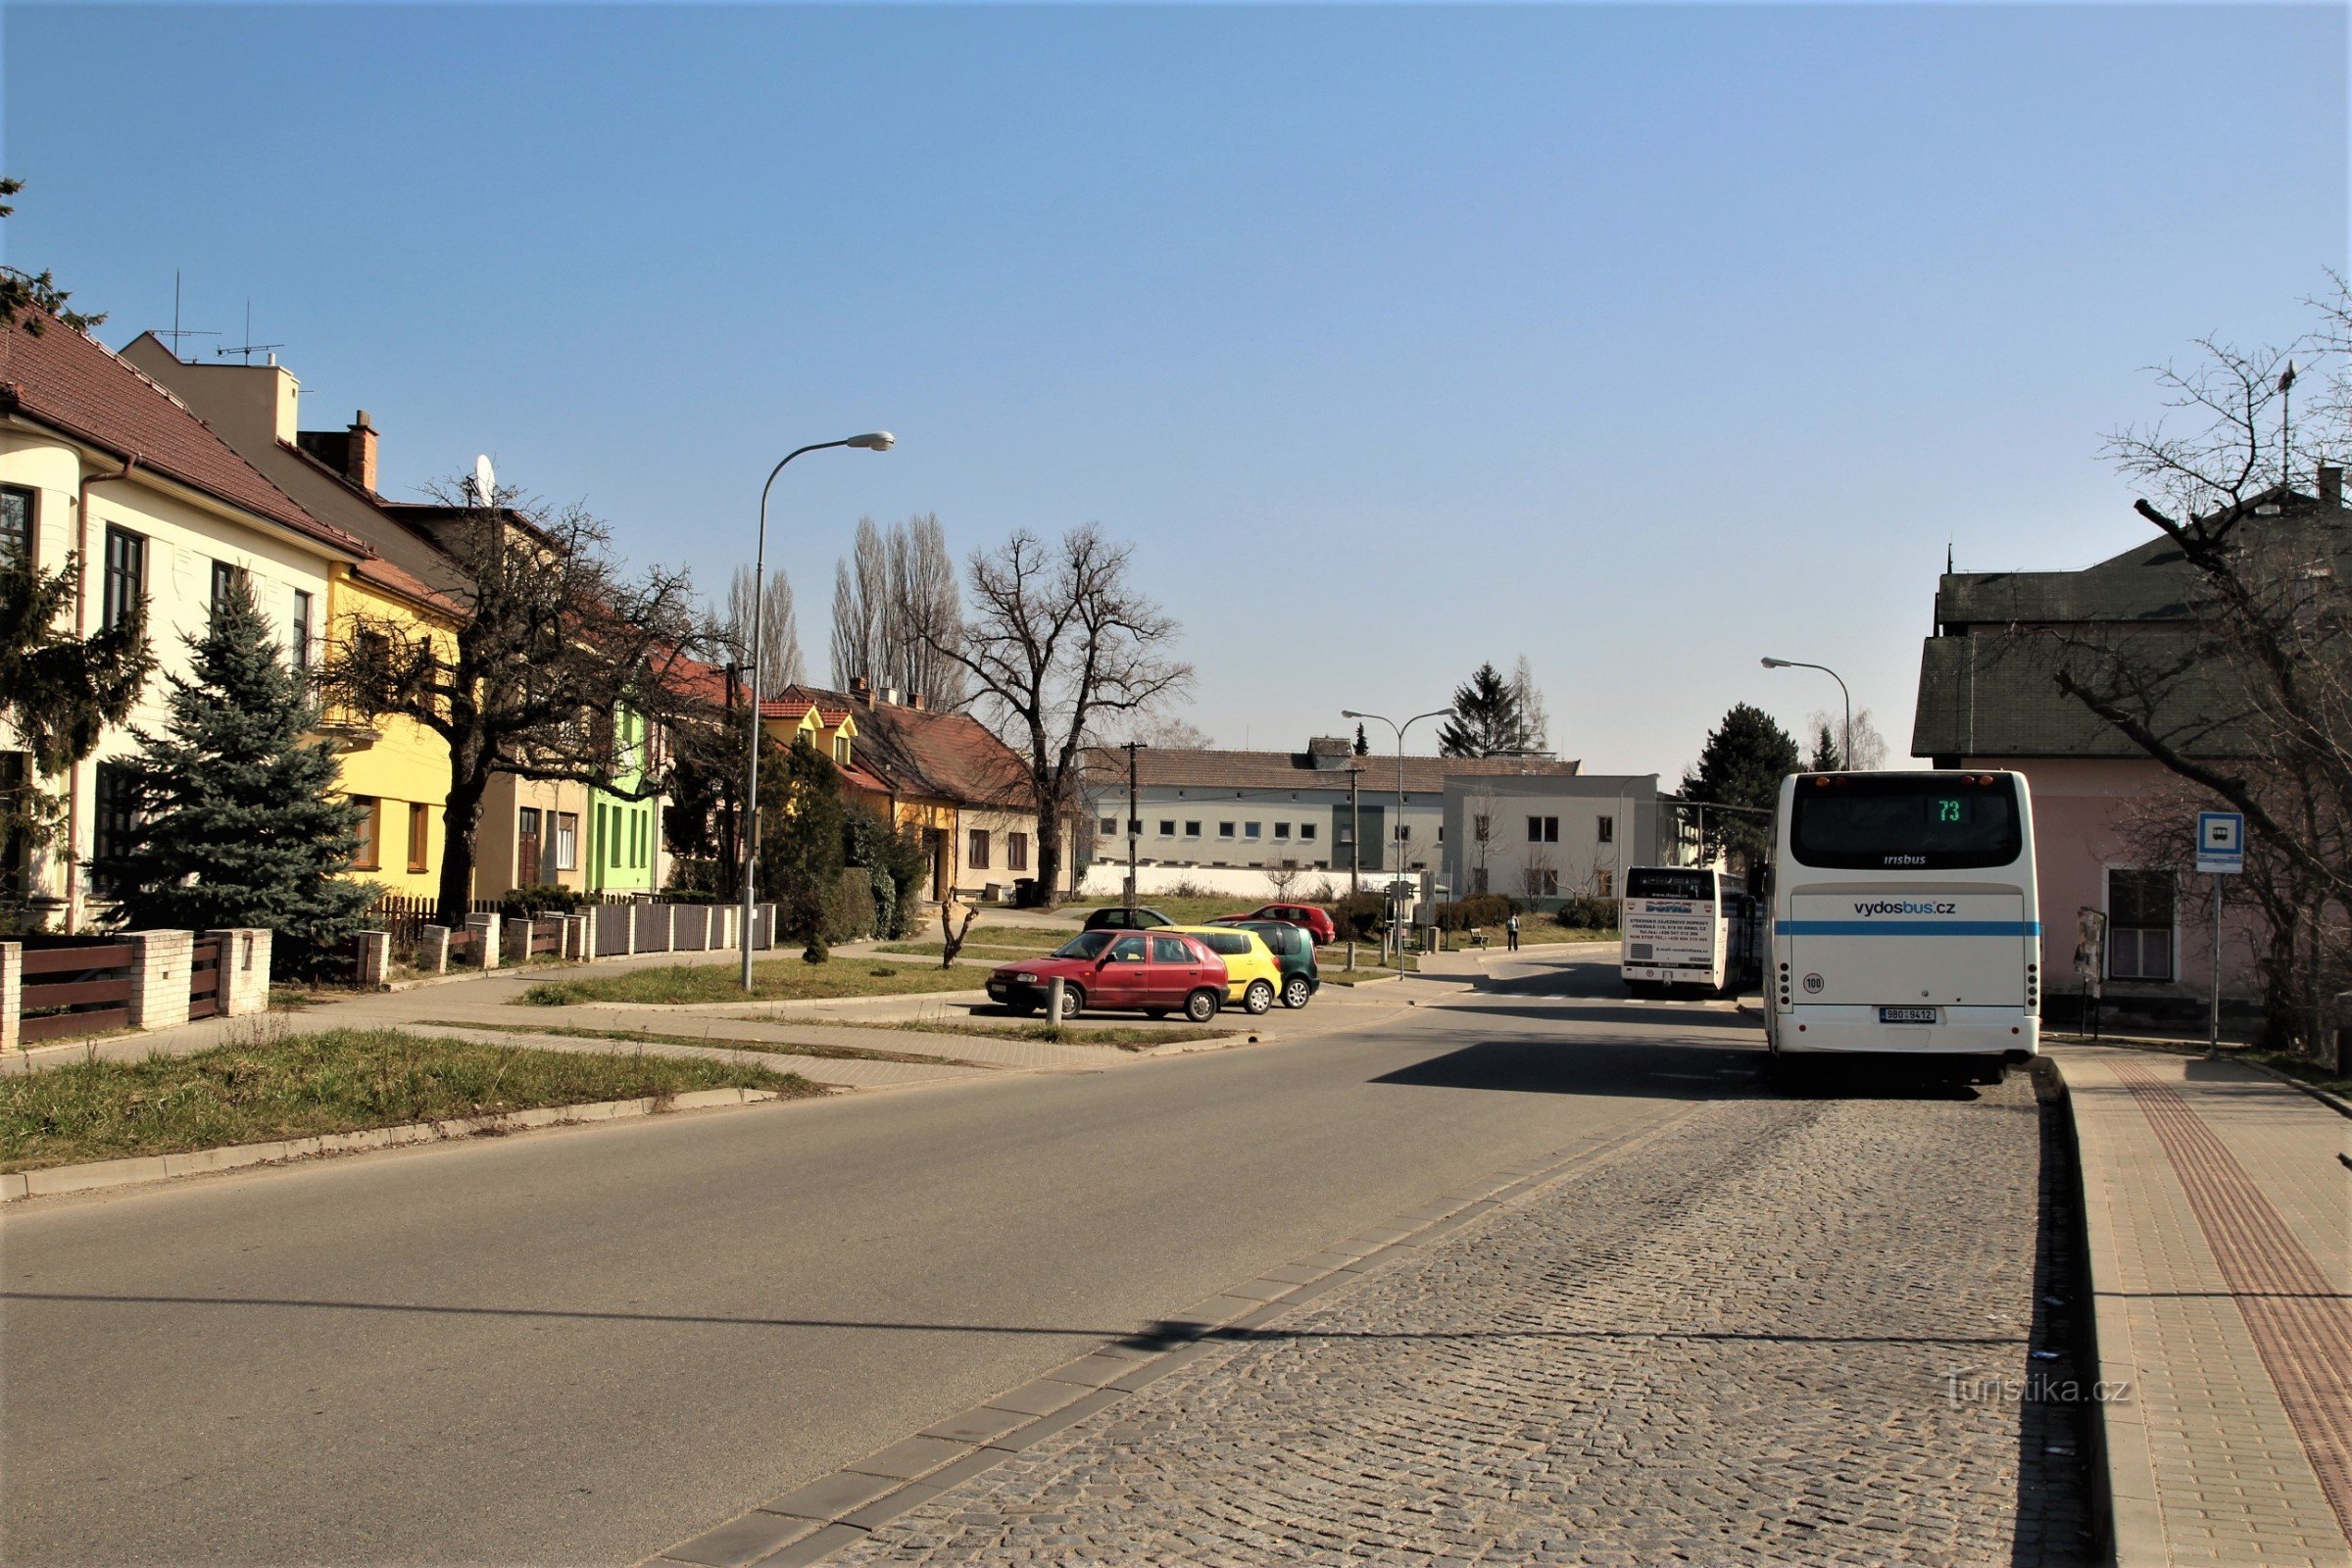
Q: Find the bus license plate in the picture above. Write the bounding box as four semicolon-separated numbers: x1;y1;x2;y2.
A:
1879;1006;1937;1024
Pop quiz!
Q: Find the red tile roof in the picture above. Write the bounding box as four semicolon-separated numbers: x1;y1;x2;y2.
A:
0;314;364;556
799;684;1037;809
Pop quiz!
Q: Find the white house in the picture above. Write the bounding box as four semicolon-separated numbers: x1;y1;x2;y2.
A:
1440;773;1677;908
1;314;368;930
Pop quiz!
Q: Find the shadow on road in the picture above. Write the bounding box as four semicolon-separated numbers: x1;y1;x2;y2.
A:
1371;1037;1765;1100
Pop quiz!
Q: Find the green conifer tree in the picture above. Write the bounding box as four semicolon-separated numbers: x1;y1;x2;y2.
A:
1678;703;1801;870
95;577;372;973
759;735;846;960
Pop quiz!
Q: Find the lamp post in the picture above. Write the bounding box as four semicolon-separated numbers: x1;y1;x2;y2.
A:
741;432;895;991
1761;657;1852;769
1341;707;1451;963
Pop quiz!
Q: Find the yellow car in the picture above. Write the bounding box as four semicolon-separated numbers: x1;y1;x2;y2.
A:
1166;925;1285;1016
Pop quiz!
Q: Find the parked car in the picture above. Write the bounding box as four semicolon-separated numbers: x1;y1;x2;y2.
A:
1231;919;1320;1009
1211;903;1337;946
1082;906;1174;933
1165;925;1286;1016
987;929;1227;1022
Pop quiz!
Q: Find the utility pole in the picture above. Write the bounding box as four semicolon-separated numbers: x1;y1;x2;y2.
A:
1122;740;1146;907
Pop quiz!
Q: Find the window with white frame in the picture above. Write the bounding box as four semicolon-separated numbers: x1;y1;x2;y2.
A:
1596;814;1614;844
1527;815;1559;843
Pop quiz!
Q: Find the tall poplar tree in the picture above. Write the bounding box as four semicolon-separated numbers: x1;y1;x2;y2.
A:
94;578;372;973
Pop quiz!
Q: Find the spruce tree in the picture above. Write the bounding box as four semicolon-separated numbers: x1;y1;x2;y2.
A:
1438;662;1533;757
95;577;372;973
1678;703;1801;869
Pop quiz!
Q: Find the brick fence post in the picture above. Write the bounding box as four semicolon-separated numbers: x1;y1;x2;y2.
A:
503;917;533;965
418;926;450;975
1;941;20;1052
126;930;196;1029
204;928;272;1015
355;930;391;990
467;912;502;970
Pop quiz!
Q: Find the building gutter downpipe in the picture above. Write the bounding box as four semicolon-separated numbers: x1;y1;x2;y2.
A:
63;455;137;932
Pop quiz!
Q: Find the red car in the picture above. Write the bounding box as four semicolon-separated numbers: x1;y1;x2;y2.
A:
986;929;1230;1023
1212;903;1337;945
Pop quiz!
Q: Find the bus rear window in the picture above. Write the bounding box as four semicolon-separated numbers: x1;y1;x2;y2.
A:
1788;776;2022;870
1625;869;1713;902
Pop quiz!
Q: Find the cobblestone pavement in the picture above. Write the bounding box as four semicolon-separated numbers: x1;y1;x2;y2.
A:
829;1072;2092;1567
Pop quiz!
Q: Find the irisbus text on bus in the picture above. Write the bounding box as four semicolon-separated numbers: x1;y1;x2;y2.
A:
1764;770;2040;1085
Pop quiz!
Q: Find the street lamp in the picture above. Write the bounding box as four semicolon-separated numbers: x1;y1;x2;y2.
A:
1341;707;1451;962
1761;657;1851;769
742;432;894;991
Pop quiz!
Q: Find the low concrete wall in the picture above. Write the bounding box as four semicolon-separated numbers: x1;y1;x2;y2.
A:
1073;864;1352;903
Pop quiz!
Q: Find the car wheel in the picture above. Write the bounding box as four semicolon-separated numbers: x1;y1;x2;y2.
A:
1057;986;1084;1020
1242;979;1275;1015
1184;988;1220;1023
1281;975;1312;1009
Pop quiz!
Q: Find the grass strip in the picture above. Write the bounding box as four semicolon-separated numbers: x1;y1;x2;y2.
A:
771;1015;1236;1051
515;959;983;1007
416;1020;992;1068
873;942;1062;962
0;1028;815;1174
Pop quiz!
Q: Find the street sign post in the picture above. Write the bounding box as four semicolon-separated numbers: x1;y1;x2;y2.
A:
2193;811;2244;1055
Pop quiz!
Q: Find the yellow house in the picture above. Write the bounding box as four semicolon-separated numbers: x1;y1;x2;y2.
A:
319;557;465;899
119;333;601;903
759;680;1076;905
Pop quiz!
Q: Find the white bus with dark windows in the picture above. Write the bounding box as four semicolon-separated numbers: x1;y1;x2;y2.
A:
1763;770;2041;1087
1621;867;1758;997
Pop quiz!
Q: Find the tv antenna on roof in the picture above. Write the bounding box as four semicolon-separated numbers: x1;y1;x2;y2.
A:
214;299;282;365
150;270;219;360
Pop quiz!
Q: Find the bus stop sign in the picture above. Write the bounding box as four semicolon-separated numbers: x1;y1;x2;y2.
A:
2195;811;2244;875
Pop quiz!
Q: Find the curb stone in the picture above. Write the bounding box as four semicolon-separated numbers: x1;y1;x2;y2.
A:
0;1086;798;1203
635;1102;1707;1568
2046;1055;2172;1568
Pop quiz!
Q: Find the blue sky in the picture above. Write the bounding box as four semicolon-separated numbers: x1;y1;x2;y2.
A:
6;3;2344;776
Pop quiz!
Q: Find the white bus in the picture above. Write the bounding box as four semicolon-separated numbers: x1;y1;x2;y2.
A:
1622;867;1755;996
1764;769;2040;1086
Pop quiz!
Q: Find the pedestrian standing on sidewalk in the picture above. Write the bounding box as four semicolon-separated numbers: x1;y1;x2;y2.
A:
1505;911;1520;952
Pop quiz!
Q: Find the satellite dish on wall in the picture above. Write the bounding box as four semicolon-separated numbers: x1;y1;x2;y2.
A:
472;455;497;507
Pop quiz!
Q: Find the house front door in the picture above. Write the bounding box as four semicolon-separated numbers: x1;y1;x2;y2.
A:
517;808;542;889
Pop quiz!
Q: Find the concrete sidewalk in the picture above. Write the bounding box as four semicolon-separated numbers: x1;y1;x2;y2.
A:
2050;1046;2352;1568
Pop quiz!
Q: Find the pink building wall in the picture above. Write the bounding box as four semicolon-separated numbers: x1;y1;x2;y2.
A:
1984;756;2266;1005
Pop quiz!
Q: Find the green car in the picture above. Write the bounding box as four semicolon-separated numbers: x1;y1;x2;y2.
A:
1232;919;1320;1008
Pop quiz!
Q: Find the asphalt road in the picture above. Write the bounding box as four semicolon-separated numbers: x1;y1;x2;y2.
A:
0;954;1761;1568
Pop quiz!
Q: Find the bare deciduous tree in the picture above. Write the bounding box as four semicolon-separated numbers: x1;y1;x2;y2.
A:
2042;280;2351;1056
925;524;1191;906
886;514;965;711
1804;707;1888;770
321;484;703;925
722;564;804;697
1134;712;1213;749
829;516;890;691
1264;858;1303;900
1508;655;1551;756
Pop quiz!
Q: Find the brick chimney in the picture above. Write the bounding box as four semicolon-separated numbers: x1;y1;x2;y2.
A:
294;410;379;494
849;675;870;698
908;691;926;710
2320;462;2343;509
